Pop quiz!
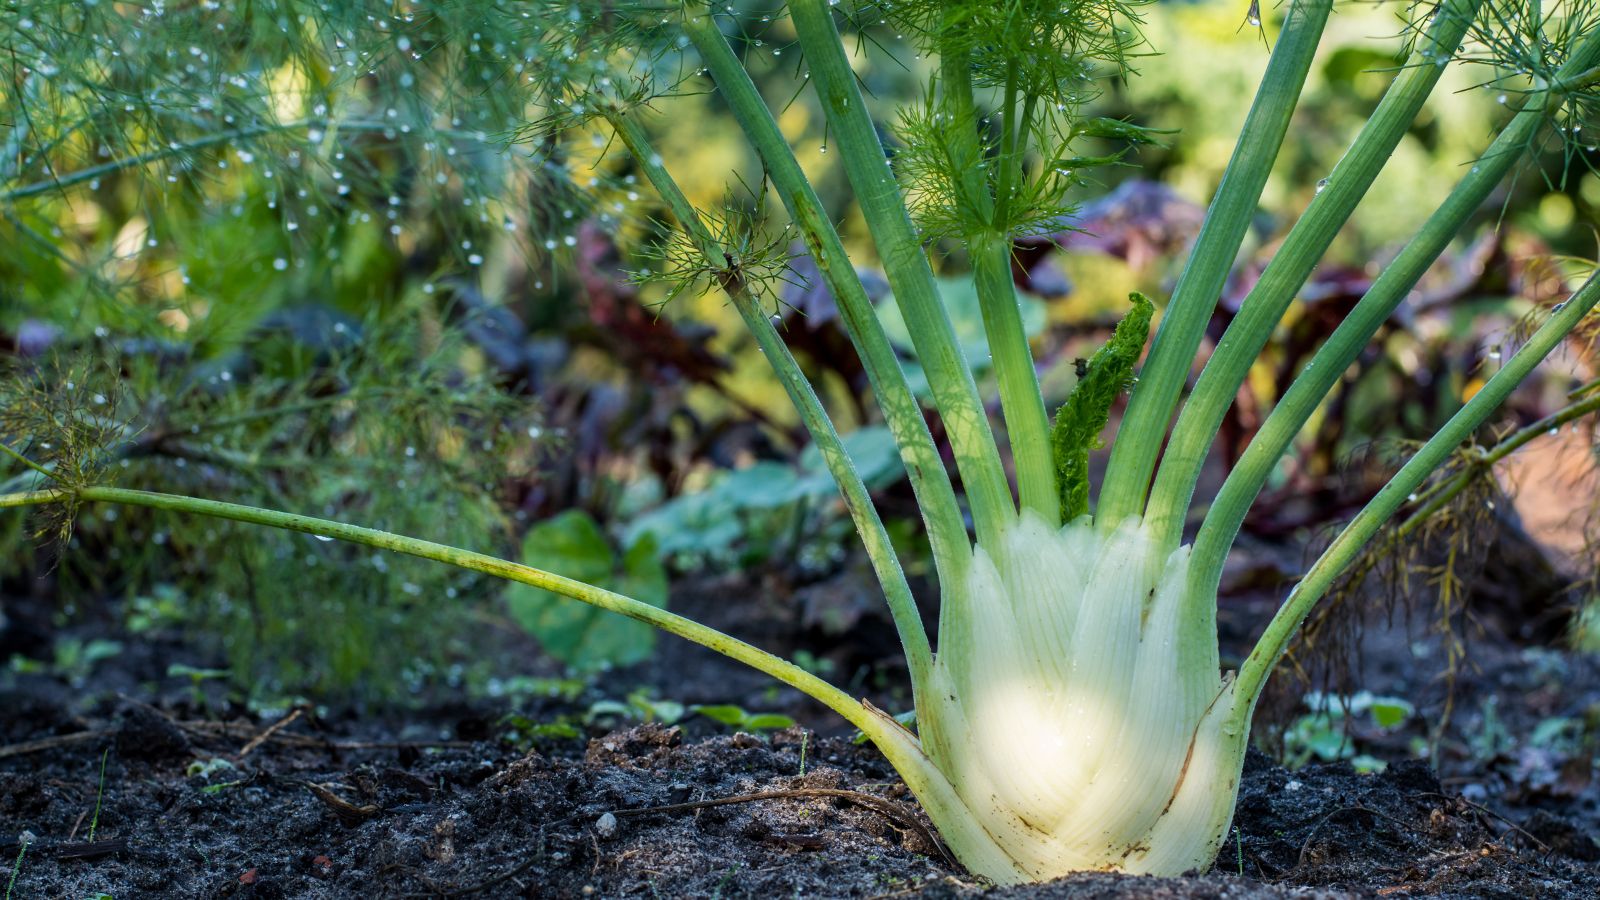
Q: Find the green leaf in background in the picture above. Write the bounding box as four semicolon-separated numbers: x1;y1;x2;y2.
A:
800;425;905;490
693;704;752;726
692;704;796;732
507;510;668;672
623;426;905;569
717;462;813;510
617;531;668;603
1366;697;1414;730
742;713;799;731
876;276;1048;397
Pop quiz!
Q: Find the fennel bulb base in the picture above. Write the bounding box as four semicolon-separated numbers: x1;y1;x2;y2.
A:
911;515;1248;882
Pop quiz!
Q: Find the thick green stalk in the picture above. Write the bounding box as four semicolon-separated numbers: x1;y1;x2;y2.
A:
680;12;973;586
1190;22;1600;601
788;0;1017;548
0;486;873;723
1333;390;1600;586
937;39;998;226
938;35;1059;524
604;108;934;693
1397;391;1600;541
1096;0;1334;526
1144;0;1486;549
0;480;1029;881
1230;271;1600;725
972;231;1058;524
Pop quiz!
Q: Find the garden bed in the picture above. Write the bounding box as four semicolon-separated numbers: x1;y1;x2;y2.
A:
3;578;1596;898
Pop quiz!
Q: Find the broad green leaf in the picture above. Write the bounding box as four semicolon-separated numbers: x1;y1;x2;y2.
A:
618;532;668;599
800;425;905;490
877;276;1047;397
742;713;798;732
1367;698;1414;729
718;462;810;509
1350;754;1388;774
622;426;907;570
585;699;634;722
507;510;667;672
691;704;795;732
693;704;750;726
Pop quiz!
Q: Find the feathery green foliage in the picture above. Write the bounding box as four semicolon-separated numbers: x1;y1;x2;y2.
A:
1050;292;1153;522
887;0;1158;241
2;312;541;699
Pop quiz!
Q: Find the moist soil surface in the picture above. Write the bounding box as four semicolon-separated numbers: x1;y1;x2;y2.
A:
3;577;1598;898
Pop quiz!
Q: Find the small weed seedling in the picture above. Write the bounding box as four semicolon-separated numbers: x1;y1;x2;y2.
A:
87;748;109;842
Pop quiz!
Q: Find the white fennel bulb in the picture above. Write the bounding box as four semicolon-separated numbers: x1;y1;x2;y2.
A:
916;514;1248;880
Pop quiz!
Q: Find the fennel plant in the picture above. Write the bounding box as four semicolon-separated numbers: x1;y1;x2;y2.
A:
6;0;1600;883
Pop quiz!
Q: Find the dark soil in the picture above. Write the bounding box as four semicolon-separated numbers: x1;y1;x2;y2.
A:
2;697;1596;899
3;579;1598;898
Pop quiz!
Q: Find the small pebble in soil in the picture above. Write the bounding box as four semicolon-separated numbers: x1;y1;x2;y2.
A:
594;811;618;839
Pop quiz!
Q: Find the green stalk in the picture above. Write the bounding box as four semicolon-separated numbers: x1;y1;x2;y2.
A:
1;485;873;723
972;230;1058;524
993;59;1023;230
938;38;998;227
1395;391;1600;542
940;35;1059;524
1096;0;1334;527
0;481;1026;881
603;107;934;693
1230;271;1600;725
1144;0;1486;549
788;0;1017;548
680;12;973;586
1190;23;1600;601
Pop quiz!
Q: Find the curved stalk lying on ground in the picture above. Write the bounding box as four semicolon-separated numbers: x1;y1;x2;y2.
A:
7;0;1600;886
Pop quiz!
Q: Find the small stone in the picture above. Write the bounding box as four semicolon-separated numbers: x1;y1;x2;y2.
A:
595;812;618;839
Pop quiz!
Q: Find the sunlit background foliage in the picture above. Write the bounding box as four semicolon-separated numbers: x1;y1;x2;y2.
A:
2;0;1597;705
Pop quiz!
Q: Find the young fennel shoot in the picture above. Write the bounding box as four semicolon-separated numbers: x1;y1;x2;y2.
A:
6;0;1600;883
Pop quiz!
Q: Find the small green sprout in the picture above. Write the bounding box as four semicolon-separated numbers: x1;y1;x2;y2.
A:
166;664;231;712
88;748;110;842
691;705;798;733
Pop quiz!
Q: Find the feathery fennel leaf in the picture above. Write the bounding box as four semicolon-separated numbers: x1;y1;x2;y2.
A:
1052;292;1154;521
